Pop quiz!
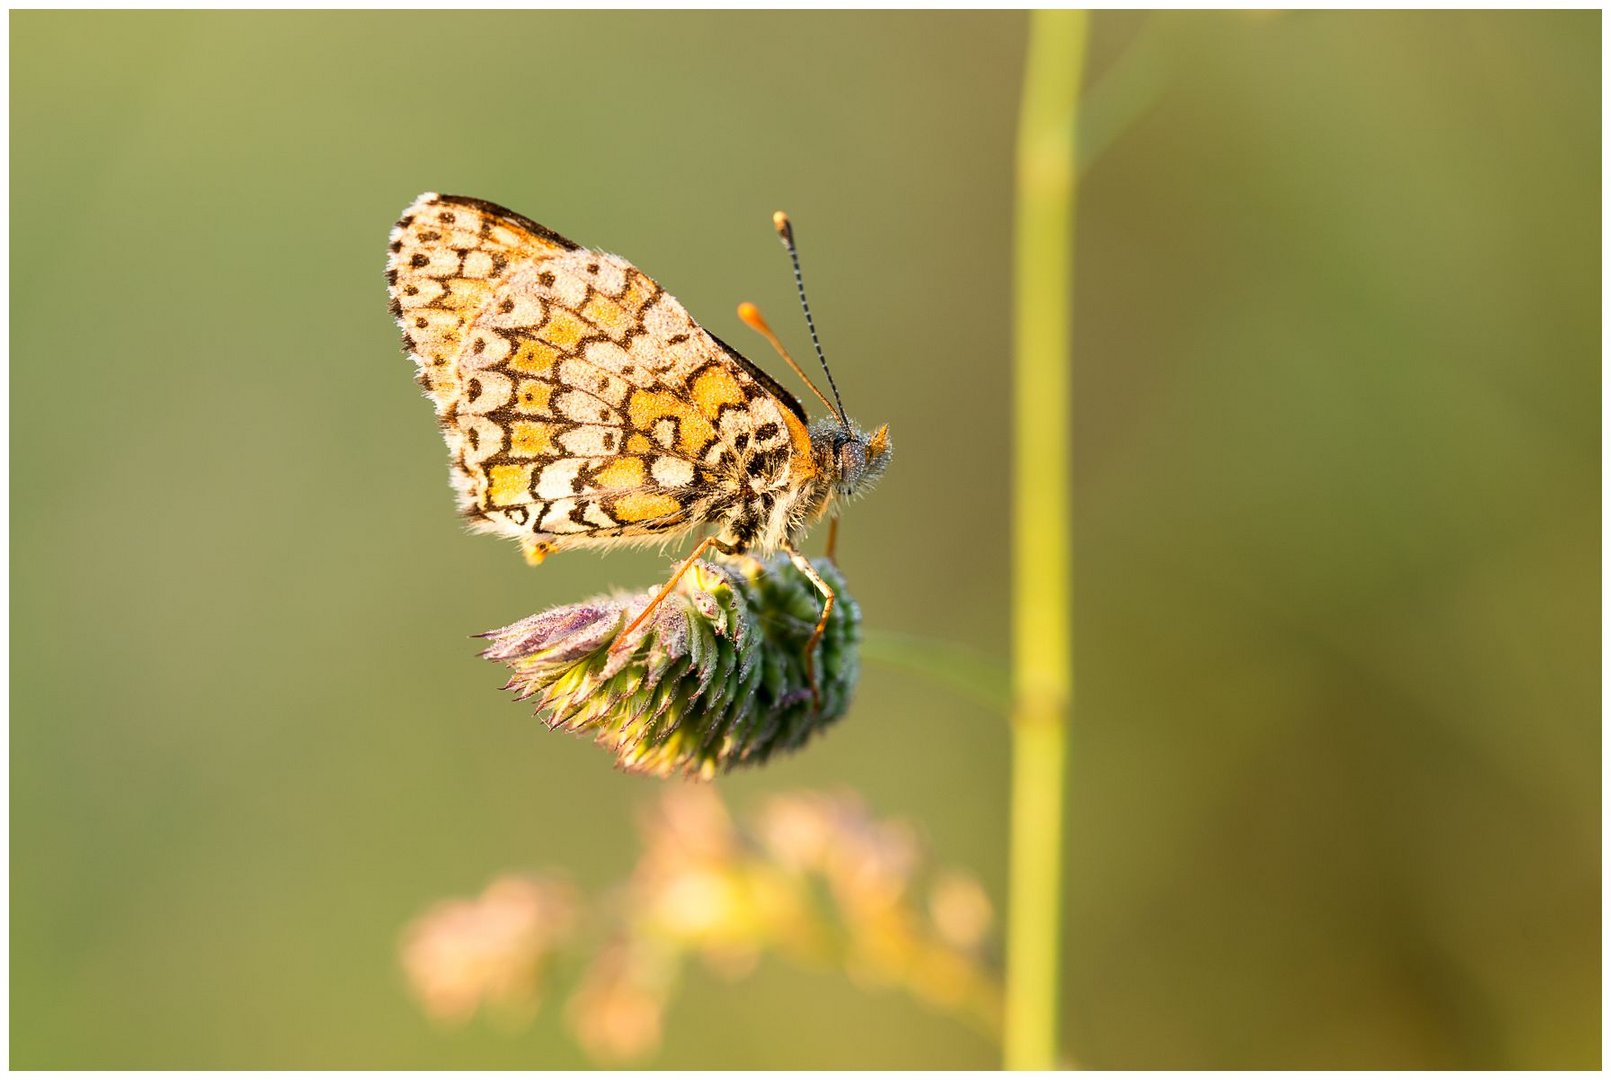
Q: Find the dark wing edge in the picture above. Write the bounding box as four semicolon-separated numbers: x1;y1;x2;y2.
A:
708;331;808;424
432;194;581;253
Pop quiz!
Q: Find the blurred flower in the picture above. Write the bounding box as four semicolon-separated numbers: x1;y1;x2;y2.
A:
628;786;815;970
751;791;1001;1031
754;790;837;871
758;791;921;915
633;787;1002;1039
929;871;995;951
401;787;1002;1062
565;940;672;1063
481;554;860;779
400;874;577;1027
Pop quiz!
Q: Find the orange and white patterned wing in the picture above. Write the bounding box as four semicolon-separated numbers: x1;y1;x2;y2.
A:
386;193;812;562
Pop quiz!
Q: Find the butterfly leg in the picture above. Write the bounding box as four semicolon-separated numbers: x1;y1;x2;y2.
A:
785;545;835;711
612;535;733;652
825;515;840;563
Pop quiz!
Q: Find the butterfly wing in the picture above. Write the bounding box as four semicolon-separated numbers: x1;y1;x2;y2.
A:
387;193;814;560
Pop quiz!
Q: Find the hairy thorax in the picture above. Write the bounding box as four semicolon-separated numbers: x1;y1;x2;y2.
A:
717;437;832;554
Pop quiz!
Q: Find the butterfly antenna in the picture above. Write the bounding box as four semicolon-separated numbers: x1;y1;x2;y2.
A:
773;211;852;433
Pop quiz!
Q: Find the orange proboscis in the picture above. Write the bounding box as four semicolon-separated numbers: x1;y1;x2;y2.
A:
737;301;842;423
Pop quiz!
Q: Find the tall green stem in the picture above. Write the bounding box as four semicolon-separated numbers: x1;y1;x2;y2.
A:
1006;9;1087;1071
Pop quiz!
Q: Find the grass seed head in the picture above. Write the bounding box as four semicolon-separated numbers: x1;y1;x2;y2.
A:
480;555;860;779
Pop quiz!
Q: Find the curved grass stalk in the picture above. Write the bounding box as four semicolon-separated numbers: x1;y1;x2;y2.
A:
859;629;1011;715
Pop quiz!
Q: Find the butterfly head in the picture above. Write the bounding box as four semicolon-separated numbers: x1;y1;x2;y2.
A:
812;418;892;501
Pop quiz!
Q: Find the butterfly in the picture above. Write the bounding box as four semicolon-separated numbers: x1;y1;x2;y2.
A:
386;193;890;689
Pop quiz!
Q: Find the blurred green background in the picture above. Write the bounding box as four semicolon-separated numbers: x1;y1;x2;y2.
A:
11;9;1599;1069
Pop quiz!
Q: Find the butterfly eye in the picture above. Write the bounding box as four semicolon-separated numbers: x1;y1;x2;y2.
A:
838;442;864;477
